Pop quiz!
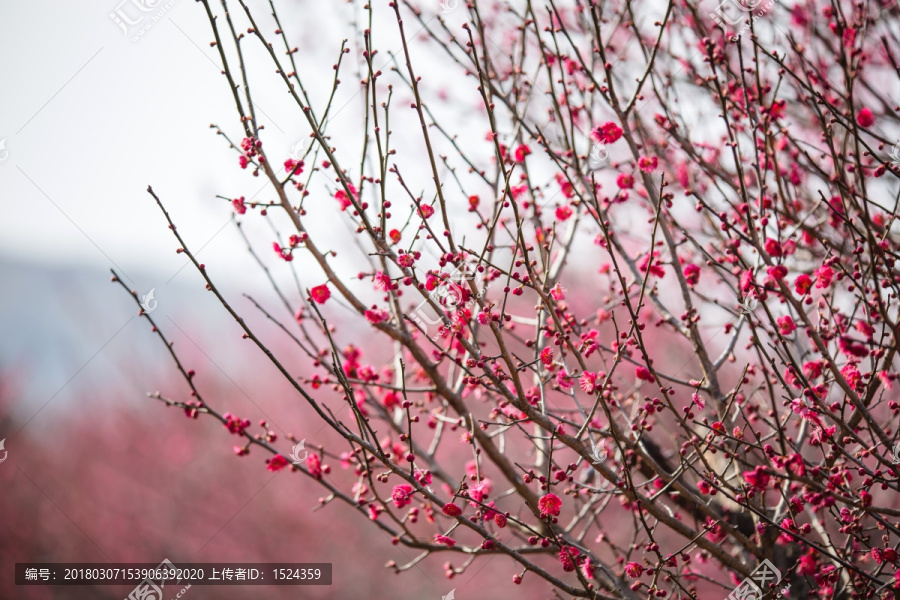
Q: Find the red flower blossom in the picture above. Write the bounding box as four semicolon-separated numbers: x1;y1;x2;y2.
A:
743;465;770;490
310;284;331;304
764;238;783;257
442;503;462;517
334;184;358;211
624;562;644;578
777;315;796;335
538;492;562;518
635;366;654;382
555;205;573;221
434;534;456;547
223;413;251;435
616;173;634;189
591;122;623;144
794;273;812;295
307;453;323;479
857;107;874;127
514;144;531;162
284;158;304;175
637;155;658;172
814;265;834;288
267;454;289;472
683;263;700;286
579;371;598;394
391;484;415;508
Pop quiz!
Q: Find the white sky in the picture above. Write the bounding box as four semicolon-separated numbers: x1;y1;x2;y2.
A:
0;0;467;291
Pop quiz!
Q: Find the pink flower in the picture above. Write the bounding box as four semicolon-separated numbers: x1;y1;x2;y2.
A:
635;366;654;382
307;453;323;479
857;107;874;127
266;455;289;472
381;391;400;408
555;172;574;198
232;196;247;214
555;205;573;221
418;204;435;219
624;562;644;578
538;492;562;518
434;534;456;547
514;144;531;162
841;363;862;389
374;271;392;291
334;189;354;211
223;413;251;435
794;274;812;295
556;370;573;389
797;550;817;575
364;309;388;324
637;155;658;172
284;158;304;175
273;242;293;262
310;284;331;304
814;265;834;288
616;173;634;189
743;466;770;490
442;503;462;517
391;484;415;508
682;263;700;286
777;315;796;335
558;546;580;572
468;479;492;505
580;371;598;394
767;265;787;281
540;347;554;366
639;252;665;278
590;121;623;144
764;238;783;257
550;283;566;301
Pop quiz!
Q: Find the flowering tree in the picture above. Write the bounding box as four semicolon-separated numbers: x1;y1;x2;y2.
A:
115;0;900;597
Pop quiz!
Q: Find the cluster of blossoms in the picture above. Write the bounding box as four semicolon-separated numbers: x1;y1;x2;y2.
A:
127;0;900;597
